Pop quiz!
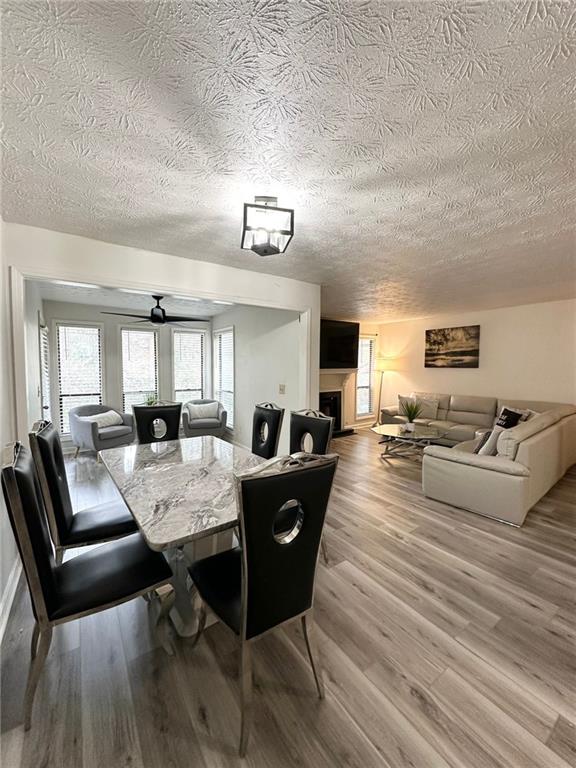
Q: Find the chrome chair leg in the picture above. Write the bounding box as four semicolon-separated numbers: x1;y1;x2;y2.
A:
190;600;207;648
24;626;52;730
301;613;325;699
239;641;253;757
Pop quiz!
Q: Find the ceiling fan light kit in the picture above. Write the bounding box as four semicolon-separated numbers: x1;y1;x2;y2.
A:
241;196;294;257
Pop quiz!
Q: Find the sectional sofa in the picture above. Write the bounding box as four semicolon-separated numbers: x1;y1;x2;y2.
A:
380;392;576;526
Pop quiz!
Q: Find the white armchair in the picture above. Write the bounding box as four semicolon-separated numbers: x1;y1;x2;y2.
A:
182;399;227;438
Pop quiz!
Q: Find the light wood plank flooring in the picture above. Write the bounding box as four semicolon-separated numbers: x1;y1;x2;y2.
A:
2;430;575;767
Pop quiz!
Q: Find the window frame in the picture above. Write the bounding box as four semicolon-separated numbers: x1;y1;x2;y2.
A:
119;324;159;413
53;320;105;435
212;326;235;430
355;335;376;420
171;327;207;404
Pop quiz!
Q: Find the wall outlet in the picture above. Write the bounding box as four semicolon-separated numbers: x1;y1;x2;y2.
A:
279;384;286;395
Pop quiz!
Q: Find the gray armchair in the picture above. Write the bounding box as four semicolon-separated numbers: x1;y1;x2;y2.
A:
69;404;135;456
182;399;227;438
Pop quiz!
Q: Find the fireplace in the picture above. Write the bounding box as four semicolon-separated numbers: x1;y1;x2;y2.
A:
319;390;341;432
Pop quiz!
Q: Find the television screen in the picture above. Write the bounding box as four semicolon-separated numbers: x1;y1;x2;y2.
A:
320;320;360;369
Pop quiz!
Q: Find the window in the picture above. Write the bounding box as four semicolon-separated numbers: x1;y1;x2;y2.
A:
173;330;205;403
57;324;102;433
356;337;375;417
213;328;234;428
121;329;158;412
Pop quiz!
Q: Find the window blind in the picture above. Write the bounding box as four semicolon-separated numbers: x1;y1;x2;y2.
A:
57;324;102;433
121;328;158;412
173;330;205;403
213;328;234;428
40;324;51;422
356;337;375;417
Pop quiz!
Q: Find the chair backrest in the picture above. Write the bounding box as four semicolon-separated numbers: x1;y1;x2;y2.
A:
236;453;338;640
1;443;56;624
69;404;111;419
251;402;284;460
29;420;74;546
289;410;334;455
133;403;182;444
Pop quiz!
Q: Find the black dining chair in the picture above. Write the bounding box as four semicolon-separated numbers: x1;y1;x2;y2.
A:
188;452;339;756
289;409;334;455
29;421;137;564
251;402;284;460
289;411;335;562
1;442;174;730
133;402;182;444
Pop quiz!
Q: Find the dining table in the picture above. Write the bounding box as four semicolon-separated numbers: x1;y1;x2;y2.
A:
100;435;265;637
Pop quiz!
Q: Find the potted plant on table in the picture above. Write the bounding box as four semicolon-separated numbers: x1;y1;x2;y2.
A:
400;400;422;432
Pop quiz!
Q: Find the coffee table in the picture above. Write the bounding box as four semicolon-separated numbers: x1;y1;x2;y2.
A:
371;424;444;460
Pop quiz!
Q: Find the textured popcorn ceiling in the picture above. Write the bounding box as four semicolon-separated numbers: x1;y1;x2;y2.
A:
2;1;575;321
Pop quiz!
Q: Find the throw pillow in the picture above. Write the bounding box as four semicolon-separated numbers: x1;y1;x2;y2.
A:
411;396;439;420
478;408;522;455
78;410;123;428
495;405;532;424
187;402;219;421
473;431;492;454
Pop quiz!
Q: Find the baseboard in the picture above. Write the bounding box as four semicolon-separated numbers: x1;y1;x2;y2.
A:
0;559;22;643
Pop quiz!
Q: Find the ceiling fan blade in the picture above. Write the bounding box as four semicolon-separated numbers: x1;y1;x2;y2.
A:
163;315;206;323
101;311;150;319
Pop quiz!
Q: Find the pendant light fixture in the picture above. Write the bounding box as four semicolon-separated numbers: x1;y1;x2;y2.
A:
241;196;294;256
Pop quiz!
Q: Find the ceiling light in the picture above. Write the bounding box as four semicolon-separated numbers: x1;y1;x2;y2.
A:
241;196;294;257
172;295;201;301
213;300;233;305
117;288;151;295
52;280;100;289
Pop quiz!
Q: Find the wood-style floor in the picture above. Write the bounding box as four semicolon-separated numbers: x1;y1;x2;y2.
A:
2;430;575;768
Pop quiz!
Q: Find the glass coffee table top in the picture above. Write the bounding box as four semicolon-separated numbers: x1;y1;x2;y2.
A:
371;424;442;440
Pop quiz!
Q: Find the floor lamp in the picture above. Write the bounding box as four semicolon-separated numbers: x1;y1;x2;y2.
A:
373;358;391;426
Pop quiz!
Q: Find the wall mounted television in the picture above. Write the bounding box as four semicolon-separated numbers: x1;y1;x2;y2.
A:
320;319;360;369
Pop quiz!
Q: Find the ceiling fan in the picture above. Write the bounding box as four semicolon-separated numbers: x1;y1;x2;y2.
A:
102;295;205;325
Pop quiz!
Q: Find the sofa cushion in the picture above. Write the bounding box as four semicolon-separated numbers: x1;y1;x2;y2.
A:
446;423;487;443
447;395;496;428
78;410;123;428
428;420;458;439
187;418;222;429
98;425;133;440
187;402;219;420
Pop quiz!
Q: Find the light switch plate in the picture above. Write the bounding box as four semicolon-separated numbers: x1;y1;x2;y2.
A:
279;384;286;395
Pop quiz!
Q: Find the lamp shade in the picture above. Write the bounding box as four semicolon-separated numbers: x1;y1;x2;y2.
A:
375;357;395;373
241;196;294;257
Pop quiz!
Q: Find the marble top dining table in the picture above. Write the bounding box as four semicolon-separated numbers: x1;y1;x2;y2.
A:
100;435;265;552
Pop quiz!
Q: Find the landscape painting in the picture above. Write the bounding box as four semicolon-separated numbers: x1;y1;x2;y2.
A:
425;325;480;368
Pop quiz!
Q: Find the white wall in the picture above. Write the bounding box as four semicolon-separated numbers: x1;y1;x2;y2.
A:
3;223;321;439
0;223;20;639
24;280;43;426
212;306;302;453
41;300;211;427
378;299;576;407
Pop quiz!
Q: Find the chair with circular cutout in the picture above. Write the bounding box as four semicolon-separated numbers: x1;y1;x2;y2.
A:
289;409;334;455
187;452;339;756
133;403;182;444
251;402;284;459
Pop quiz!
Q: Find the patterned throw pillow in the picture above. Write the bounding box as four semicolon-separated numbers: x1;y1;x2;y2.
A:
398;395;439;420
477;408;522;456
187;402;219;420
